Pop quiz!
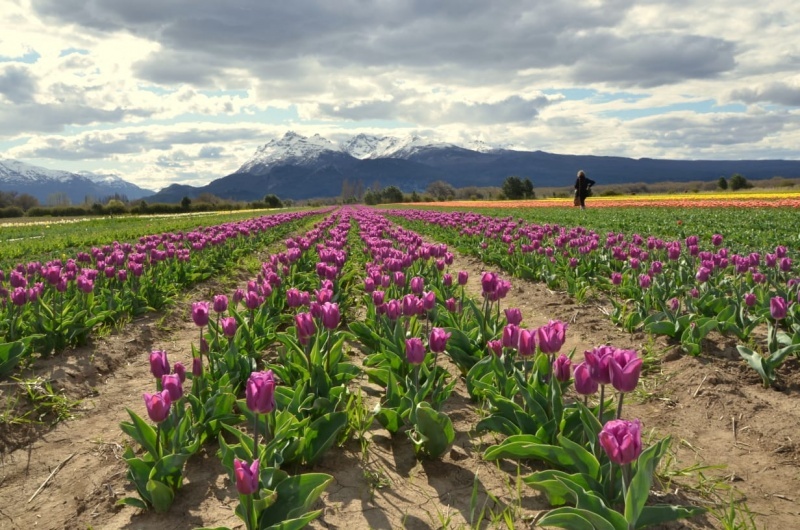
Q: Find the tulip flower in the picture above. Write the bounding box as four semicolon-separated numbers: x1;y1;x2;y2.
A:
191;301;210;327
385;299;402;320
149;350;170;379
573;362;598;395
457;271;468;285
410;276;424;294
553;354;571;382
442;273;453;287
173;362;186;383
213;294;228;314
143;390;171;423
535;320;567;354
599;419;642;466
429;328;451;353
11;287;26;306
504;308;523;326
421;291;436;311
744;293;756;307
481;272;498;296
771;296;787;320
161;373;184;401
487;340;503;356
609;349;642;394
363;277;375;293
405;337;425;365
233;458;260;495
502;324;519;349
246;370;276;414
295;312;316;345
192;355;203;377
517;328;535;357
320;302;340;330
220;316;237;338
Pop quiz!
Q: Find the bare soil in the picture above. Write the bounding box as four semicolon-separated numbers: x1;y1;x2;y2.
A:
0;250;798;530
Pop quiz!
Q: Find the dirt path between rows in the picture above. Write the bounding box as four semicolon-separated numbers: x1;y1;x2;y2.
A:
0;229;798;530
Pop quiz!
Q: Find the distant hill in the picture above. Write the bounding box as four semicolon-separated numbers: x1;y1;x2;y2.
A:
135;131;800;202
0;159;154;204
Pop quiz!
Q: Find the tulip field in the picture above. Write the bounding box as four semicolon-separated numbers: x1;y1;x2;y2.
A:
0;200;798;530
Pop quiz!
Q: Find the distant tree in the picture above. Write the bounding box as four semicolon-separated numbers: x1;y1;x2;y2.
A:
382;186;404;204
47;191;71;206
522;178;535;199
410;191;421;203
364;189;379;205
181;196;192;209
717;176;728;190
91;202;104;214
426;180;456;201
263;194;283;208
729;173;752;191
501;176;525;200
196;192;223;204
14;193;39;211
106;199;126;216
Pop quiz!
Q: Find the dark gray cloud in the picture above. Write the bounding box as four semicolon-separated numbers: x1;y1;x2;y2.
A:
198;145;224;158
629;112;789;149
0;65;38;104
317;94;549;125
31;0;734;90
730;82;800;107
0;102;130;135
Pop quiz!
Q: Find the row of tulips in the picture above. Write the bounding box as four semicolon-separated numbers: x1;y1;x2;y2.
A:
120;209;363;529
386;208;800;387
0;210;325;378
349;207;702;528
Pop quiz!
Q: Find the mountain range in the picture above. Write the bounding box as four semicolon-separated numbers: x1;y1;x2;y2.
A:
4;132;800;205
0;159;154;204
145;131;800;202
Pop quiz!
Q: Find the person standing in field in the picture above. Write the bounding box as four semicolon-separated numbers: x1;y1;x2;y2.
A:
574;170;595;210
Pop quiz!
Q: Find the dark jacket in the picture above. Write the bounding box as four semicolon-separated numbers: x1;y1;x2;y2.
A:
575;176;595;198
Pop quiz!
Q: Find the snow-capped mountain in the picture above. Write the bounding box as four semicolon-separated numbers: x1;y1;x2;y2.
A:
238;131;466;172
0;159;154;203
237;131;339;173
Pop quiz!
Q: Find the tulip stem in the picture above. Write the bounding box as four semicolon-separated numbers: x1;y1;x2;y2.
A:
616;392;625;419
155;424;161;460
253;413;259;462
243;492;254;530
598;385;606;423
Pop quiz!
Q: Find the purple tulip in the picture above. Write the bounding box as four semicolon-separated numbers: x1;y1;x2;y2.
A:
770;296;787;320
161;373;184;401
234;458;260;495
502;324;519;349
668;298;680;312
457;271;469;285
481;272;498;296
442;273;453;287
504;308;523;326
213;294;228;314
405;337;426;365
487;340;503;356
535;320;567;354
143;390;171;423
363;277;375;293
245;290;262;310
599;419;643;465
402;294;418;317
192;355;202;377
429;327;451;353
573;362;598;395
173;362;186;383
695;267;710;283
11;287;27;306
295;312;316;345
711;234;723;247
610;272;622;285
246;370;276;414
393;271;406;287
780;257;792;272
410;276;424;294
553;354;572;382
517;328;535;357
609;349;642;393
385;299;402;320
584;345;614;385
192;301;210;327
638;274;651;289
744;293;756;307
220;316;237;337
149;350;170;379
321;302;340;330
422;291;436;311
445;297;458;312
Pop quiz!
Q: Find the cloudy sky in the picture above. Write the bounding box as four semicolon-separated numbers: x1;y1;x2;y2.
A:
1;0;798;191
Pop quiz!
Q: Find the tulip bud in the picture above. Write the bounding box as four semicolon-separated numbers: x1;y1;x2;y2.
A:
771;296;787;320
321;302;340;330
599;419;642;465
487;340;503;356
213;294;228;314
502;324;519;349
504;308;523;326
220;316;237;338
584;345;614;385
173;362;186;383
573;362;598;395
609;349;642;393
246;370;276;414
295;312;316;345
192;355;202;377
233;458;260;495
410;276;424;294
457;271;468;285
149;350;170;379
535;320;567;354
517;328;535;357
405;337;425;365
553;354;572;382
192;301;210;327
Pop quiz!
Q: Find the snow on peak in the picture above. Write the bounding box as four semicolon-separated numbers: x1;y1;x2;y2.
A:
238;131;339;172
0;158;78;183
